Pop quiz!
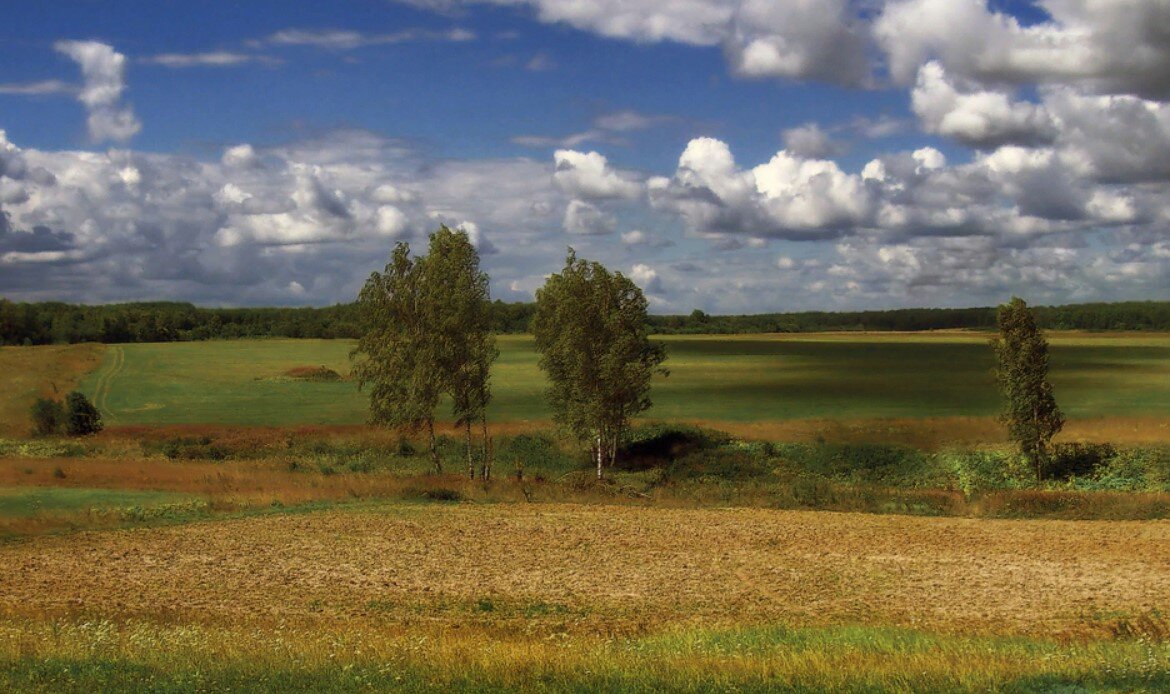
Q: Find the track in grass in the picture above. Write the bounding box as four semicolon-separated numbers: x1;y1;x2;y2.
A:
69;333;1170;427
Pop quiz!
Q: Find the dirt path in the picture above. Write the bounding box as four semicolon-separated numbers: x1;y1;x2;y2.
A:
2;503;1167;637
89;344;124;423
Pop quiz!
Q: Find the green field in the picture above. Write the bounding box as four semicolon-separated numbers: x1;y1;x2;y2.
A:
0;487;193;517
76;333;1170;426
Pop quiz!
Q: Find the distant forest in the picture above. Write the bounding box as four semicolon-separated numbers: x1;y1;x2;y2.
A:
2;297;1170;345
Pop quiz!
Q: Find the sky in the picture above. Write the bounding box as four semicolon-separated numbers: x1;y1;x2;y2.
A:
1;1;1169;313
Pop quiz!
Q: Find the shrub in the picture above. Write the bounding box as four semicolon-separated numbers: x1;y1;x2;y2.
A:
944;449;1027;497
1049;443;1116;480
30;397;65;436
497;433;573;477
64;391;103;436
666;448;770;482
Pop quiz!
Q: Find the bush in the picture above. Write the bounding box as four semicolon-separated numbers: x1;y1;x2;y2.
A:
666;448;770;482
944;449;1027;497
1049;443;1116;480
497;433;573;477
64;392;102;436
30;397;65;437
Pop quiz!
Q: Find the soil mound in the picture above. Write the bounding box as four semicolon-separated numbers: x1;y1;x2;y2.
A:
282;366;343;382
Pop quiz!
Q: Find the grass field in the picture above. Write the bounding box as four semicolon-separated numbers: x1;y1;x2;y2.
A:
73;333;1170;430
1;501;1167;691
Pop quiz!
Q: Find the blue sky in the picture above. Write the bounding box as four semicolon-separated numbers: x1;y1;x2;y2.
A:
1;1;1168;312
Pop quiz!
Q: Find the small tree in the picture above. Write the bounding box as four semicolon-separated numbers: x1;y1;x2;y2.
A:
64;391;103;435
991;297;1064;481
534;249;667;479
30;397;65;436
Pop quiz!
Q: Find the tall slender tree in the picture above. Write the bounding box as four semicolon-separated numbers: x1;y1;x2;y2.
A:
992;296;1065;481
533;249;666;479
418;226;498;479
351;243;445;470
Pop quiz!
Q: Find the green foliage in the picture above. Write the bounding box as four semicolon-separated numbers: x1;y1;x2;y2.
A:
992;297;1064;479
29;393;101;437
63;391;103;436
944;450;1028;497
29;398;64;437
496;433;574;478
533;249;667;477
351;227;497;474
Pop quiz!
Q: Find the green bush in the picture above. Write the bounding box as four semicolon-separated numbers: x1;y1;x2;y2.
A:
666;448;770;482
30;397;65;436
64;391;103;436
943;450;1027;497
496;433;573;478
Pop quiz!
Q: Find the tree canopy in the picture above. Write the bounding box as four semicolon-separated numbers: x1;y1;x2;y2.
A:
350;226;496;474
533;249;666;479
992;297;1065;479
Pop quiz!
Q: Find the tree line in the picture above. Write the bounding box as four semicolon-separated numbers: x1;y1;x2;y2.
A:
4;297;1170;346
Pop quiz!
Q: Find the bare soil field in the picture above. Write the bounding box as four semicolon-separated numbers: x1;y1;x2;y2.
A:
2;503;1167;640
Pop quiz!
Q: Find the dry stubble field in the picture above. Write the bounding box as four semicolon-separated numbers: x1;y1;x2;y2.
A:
3;502;1168;640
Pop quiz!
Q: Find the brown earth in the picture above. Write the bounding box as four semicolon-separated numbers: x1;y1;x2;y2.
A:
1;502;1167;639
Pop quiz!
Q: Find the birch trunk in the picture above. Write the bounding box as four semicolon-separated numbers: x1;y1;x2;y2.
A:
480;416;491;481
428;419;440;473
465;420;474;479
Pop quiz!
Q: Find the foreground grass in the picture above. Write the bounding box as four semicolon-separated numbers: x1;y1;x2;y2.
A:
0;621;1166;692
71;333;1170;427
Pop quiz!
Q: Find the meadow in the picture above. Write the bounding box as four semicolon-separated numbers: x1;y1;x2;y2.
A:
2;332;1170;690
74;332;1170;430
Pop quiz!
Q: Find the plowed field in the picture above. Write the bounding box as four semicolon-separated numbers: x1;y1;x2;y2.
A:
3;503;1167;639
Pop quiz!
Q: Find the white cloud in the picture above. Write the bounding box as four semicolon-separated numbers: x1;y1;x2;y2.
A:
141;52;280;68
563;199;615;235
650;137;872;241
876;0;1170;98
781;123;839;158
553;149;643;200
724;0;868;85
911;61;1057;148
629;262;662;291
260;27;474;50
402;0;870;85
0;80;74;96
53;40;141;143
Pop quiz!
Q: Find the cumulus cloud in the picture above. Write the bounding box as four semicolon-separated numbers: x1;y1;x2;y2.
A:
781;123;840;158
724;0;868;85
401;0;870;85
911;61;1057;148
628;262;662;292
876;0;1170;98
53;40;141;143
553;150;643;200
649;137;871;241
563;199;615;235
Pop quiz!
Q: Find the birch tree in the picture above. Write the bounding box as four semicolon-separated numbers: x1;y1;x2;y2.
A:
992;296;1065;481
352;227;497;476
533;249;666;479
351;242;445;470
419;226;498;479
